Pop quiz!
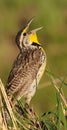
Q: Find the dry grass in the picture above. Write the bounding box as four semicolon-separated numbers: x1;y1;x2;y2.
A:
0;72;67;130
0;79;17;130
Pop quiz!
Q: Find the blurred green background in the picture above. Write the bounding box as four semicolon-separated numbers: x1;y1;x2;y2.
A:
0;0;67;115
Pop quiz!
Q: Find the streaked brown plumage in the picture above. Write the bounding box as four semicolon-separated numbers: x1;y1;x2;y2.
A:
6;19;46;106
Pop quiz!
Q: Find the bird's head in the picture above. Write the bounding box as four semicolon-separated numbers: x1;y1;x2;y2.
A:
16;18;43;49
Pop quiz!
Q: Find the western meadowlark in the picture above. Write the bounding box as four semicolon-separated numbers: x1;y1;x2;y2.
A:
6;18;47;107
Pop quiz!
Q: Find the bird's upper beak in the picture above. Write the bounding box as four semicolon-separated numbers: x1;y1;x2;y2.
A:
23;18;34;33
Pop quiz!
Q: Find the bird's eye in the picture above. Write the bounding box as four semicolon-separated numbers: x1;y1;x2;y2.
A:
23;33;26;36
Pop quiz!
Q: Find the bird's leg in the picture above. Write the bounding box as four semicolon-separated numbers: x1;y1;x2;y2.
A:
25;97;36;119
25;100;31;114
25;96;33;113
25;102;41;130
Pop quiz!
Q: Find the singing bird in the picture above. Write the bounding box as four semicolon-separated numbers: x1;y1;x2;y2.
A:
6;19;47;106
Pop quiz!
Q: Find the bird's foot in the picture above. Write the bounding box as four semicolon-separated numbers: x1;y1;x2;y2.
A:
25;103;41;129
25;103;36;118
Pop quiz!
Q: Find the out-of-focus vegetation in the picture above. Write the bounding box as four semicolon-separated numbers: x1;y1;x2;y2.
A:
0;0;67;115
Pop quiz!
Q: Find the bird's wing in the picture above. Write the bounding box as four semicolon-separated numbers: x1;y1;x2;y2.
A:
6;48;45;95
6;52;28;90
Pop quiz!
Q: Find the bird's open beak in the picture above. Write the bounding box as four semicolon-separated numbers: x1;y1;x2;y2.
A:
27;18;43;33
23;18;43;34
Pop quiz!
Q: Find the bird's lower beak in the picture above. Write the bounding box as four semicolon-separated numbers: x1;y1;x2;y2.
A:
23;18;43;34
30;26;43;34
